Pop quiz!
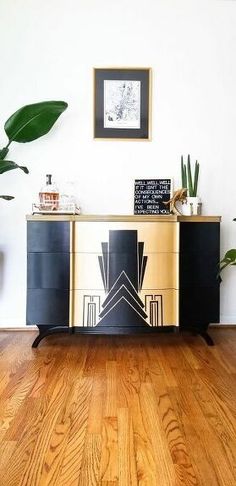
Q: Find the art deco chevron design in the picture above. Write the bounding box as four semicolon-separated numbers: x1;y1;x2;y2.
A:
82;229;165;328
97;230;149;326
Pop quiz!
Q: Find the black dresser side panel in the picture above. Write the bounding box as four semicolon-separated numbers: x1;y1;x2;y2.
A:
179;222;220;330
179;287;220;325
180;222;220;255
27;222;70;326
27;253;70;289
27;289;69;326
27;221;70;253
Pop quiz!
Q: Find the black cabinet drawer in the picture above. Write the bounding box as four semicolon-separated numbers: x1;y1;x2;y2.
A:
180;222;220;254
27;222;70;253
27;289;69;326
180;253;219;287
27;253;70;289
179;286;220;327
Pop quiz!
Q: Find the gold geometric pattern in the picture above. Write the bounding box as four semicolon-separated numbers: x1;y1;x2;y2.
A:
72;252;178;290
70;221;179;328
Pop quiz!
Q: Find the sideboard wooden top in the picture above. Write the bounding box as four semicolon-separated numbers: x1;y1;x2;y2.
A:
26;214;221;223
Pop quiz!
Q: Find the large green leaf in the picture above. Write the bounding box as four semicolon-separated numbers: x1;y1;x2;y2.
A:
0;147;9;159
219;248;236;275
222;248;236;263
4;101;68;143
0;195;14;200
0;160;29;174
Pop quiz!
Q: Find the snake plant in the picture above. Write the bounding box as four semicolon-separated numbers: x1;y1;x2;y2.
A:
0;100;68;200
181;154;200;197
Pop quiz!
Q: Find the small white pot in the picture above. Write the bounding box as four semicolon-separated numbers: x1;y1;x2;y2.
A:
180;196;202;216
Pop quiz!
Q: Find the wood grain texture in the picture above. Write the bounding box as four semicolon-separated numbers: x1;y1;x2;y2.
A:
26;214;221;223
0;329;236;485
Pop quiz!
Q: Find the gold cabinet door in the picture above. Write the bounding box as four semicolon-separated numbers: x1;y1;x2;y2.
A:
74;222;179;253
72;289;178;328
71;221;179;329
72;252;178;290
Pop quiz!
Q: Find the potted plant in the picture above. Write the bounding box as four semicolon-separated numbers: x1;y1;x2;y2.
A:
219;218;236;274
0;100;68;200
181;154;200;215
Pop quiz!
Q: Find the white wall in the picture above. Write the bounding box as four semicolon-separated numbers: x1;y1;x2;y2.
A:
0;0;236;326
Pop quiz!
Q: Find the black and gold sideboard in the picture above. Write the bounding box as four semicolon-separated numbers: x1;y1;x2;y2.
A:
26;214;221;347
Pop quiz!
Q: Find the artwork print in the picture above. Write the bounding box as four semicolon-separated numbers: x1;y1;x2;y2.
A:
104;80;141;129
94;68;151;139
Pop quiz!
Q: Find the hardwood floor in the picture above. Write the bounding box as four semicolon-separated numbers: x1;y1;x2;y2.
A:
0;329;236;485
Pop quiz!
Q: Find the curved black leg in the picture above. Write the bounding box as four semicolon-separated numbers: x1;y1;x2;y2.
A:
199;331;214;346
182;323;215;346
32;326;69;348
173;326;180;334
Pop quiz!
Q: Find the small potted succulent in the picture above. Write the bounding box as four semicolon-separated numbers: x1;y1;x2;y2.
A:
181;154;201;215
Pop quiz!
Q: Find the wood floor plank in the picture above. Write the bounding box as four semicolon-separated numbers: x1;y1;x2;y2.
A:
0;330;236;485
126;389;159;484
104;361;117;418
170;383;236;486
99;417;118;482
38;385;79;486
153;344;179;387
0;440;17;472
117;407;137;486
149;374;198;485
87;344;106;435
78;433;101;486
56;376;93;486
0;361;41;436
169;387;223;485
17;373;72;486
2;342;87;486
140;381;176;485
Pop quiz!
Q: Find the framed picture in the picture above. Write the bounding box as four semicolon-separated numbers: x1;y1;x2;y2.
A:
94;68;151;140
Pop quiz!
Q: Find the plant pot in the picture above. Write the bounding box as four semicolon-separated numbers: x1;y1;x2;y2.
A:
180;196;202;216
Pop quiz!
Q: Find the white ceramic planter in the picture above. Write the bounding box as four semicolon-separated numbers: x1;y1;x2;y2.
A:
180;196;202;216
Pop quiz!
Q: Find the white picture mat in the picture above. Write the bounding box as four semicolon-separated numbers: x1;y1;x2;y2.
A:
104;80;141;129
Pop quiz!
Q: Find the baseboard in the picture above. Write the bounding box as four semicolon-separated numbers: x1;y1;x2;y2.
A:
0;319;236;332
0;318;37;330
210;324;236;328
0;326;37;331
1;325;236;332
0;318;28;328
219;315;236;325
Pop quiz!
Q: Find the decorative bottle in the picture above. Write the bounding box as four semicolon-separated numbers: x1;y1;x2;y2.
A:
39;174;59;210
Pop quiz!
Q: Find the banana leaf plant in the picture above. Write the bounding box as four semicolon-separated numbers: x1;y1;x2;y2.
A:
219;218;236;277
0;100;68;200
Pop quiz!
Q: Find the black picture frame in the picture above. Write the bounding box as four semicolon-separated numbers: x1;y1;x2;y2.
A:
94;68;151;140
